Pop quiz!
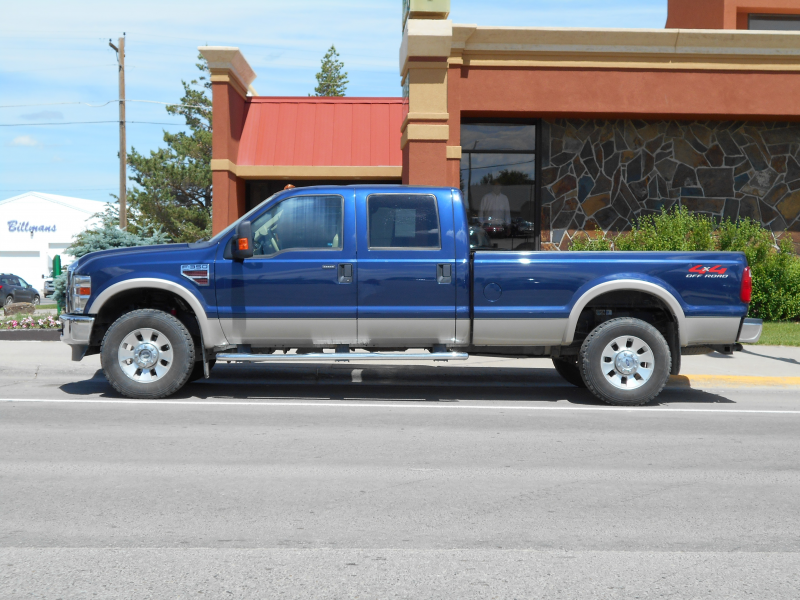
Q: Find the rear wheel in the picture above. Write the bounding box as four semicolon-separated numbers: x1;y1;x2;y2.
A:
579;317;671;406
101;309;195;399
552;357;586;388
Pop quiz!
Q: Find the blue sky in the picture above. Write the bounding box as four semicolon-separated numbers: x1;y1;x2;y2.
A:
0;1;667;203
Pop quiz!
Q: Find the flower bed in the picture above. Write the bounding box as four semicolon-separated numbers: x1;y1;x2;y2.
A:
3;315;60;330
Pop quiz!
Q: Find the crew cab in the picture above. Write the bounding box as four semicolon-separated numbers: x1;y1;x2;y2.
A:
60;185;762;405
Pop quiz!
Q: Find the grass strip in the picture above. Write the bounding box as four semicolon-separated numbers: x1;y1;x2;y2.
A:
756;321;800;347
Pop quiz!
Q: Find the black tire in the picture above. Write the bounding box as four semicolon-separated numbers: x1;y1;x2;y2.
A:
101;309;195;399
187;359;216;383
579;317;671;406
552;357;586;388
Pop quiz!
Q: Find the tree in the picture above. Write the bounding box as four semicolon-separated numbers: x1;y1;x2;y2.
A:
126;55;213;243
312;45;348;97
52;204;170;305
479;169;534;186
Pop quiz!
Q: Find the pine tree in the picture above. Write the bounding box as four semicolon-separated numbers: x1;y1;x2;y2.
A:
52;204;170;305
126;55;213;242
312;45;348;97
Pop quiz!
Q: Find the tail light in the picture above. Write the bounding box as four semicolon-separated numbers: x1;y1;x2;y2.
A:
740;266;752;303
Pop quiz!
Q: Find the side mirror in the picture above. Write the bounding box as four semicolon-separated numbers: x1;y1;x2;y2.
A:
232;220;254;261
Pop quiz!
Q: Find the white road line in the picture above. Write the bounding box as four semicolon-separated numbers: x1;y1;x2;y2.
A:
2;398;800;414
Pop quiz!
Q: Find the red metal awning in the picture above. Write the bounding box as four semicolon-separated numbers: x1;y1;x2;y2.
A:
237;97;404;168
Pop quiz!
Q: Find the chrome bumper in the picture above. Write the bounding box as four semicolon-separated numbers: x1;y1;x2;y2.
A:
60;314;95;345
737;318;763;344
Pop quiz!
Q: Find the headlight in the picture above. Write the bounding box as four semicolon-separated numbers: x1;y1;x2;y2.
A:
71;275;91;314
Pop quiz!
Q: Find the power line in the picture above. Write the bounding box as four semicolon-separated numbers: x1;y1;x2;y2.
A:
0;99;208;109
0;120;189;127
0;188;117;192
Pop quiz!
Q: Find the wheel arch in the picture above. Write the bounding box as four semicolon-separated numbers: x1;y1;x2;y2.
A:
563;279;687;346
87;278;227;348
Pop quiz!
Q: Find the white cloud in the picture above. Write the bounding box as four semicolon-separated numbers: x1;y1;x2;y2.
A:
10;135;40;147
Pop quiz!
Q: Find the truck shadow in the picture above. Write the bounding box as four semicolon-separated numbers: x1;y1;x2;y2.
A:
59;364;735;405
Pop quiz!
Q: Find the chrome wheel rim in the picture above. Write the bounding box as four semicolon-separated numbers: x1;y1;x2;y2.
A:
117;328;174;383
600;335;655;390
4;296;12;306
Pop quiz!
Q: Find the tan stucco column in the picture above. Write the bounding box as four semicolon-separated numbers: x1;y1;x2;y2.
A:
198;46;256;234
400;18;452;186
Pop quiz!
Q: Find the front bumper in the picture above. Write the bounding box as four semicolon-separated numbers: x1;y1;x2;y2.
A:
737;318;763;344
60;315;95;361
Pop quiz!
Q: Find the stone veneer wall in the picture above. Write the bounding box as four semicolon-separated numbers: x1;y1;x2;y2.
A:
540;118;800;251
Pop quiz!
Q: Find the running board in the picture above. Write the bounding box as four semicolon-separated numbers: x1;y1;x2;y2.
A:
215;351;469;363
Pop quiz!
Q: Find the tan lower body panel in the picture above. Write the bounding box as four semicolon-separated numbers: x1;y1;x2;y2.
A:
219;319;357;347
472;319;568;346
683;317;741;346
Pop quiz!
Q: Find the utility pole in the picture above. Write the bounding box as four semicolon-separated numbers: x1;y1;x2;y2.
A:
109;34;127;229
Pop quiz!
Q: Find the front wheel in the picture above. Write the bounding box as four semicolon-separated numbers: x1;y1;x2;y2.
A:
187;359;216;383
32;295;40;305
101;309;195;399
579;317;671;406
4;295;13;306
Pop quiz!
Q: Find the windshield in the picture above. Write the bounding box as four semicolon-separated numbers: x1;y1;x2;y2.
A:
207;191;283;244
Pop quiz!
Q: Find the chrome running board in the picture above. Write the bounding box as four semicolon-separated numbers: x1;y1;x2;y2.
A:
215;351;469;363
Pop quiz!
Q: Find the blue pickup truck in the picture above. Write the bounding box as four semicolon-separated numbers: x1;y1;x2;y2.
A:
60;185;761;405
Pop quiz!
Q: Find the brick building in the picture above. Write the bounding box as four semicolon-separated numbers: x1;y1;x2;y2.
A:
202;0;800;250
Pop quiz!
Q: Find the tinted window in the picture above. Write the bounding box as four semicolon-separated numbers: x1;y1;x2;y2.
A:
7;277;20;286
749;14;800;30
461;121;538;251
251;195;343;257
367;194;440;249
461;124;536;151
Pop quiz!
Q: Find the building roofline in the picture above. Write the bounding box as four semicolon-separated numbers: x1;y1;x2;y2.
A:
0;192;109;215
248;97;404;104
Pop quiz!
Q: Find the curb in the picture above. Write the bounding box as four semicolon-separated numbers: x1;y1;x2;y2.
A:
0;329;61;341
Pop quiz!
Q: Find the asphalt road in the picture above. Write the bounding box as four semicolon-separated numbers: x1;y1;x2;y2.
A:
2;341;800;599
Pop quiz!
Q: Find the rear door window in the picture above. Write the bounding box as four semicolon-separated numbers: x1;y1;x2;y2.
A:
367;194;440;249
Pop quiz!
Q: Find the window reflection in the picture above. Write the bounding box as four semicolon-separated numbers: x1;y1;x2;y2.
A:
251;195;343;256
461;125;538;251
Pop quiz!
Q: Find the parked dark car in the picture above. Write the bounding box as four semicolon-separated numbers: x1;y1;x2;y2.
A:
511;218;535;236
0;273;40;306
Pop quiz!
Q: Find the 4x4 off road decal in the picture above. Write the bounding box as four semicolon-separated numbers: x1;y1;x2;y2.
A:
687;265;728;279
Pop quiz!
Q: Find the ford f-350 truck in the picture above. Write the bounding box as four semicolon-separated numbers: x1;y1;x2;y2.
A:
60;185;762;405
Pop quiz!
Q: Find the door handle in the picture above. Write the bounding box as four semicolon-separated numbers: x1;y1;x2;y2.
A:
437;263;452;284
338;263;353;284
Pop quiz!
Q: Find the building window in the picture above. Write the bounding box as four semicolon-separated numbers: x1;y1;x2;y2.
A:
367;194;440;249
251;195;344;256
460;121;539;251
748;14;800;30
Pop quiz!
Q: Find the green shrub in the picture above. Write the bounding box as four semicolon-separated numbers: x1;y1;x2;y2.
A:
568;206;800;321
749;238;800;321
615;208;715;252
569;236;613;251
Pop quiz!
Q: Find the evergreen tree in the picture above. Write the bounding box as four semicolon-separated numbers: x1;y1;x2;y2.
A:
126;55;213;242
312;45;348;97
52;204;170;305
